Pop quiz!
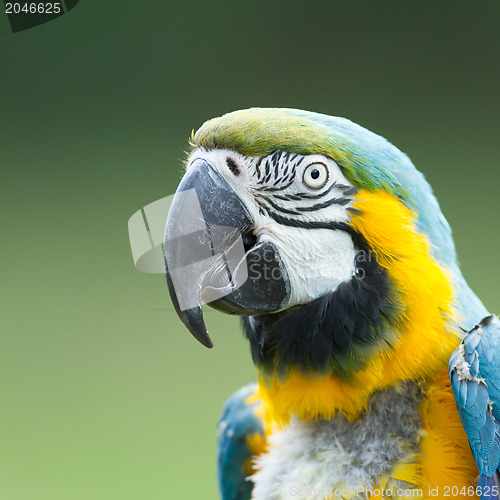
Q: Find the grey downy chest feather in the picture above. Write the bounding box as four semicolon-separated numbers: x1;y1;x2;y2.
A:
250;382;425;500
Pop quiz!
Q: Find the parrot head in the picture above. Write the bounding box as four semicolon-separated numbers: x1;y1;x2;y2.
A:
165;108;487;420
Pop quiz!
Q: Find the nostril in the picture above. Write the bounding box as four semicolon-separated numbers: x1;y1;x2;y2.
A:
226;157;240;176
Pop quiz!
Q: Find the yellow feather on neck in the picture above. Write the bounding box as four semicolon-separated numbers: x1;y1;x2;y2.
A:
258;190;461;424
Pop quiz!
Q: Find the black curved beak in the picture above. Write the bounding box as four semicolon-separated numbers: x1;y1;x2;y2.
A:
164;159;290;348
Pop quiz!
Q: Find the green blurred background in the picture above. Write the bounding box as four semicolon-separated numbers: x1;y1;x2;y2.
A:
1;1;499;499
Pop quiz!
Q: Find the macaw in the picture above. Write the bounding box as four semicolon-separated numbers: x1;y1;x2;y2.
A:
163;108;500;500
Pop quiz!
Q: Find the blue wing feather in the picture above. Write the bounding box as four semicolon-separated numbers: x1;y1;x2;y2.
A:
217;383;265;500
450;315;500;499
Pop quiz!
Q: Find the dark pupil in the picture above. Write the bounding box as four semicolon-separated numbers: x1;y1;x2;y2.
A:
310;168;320;180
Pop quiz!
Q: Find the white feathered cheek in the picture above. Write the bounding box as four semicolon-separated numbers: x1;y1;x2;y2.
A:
257;224;357;308
249;154;359;308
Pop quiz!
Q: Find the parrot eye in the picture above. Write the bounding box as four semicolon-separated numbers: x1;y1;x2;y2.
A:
302;163;329;190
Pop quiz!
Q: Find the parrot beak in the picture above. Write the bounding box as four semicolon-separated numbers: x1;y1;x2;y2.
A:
164;159;290;348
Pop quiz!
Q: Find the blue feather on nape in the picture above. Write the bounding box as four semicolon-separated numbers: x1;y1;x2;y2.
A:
478;472;500;500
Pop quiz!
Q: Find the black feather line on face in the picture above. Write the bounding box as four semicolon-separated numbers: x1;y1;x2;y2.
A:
241;235;402;378
260;197;302;216
255;156;264;182
296;197;352;211
266;211;360;239
254;178;295;192
293;181;355;200
260;159;270;184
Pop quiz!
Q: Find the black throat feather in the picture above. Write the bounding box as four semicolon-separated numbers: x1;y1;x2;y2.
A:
241;236;403;379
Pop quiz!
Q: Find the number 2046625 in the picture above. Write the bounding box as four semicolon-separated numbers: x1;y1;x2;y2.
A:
5;3;62;14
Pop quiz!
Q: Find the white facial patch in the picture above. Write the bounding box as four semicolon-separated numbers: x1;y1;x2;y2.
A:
255;223;356;307
186;148;359;308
